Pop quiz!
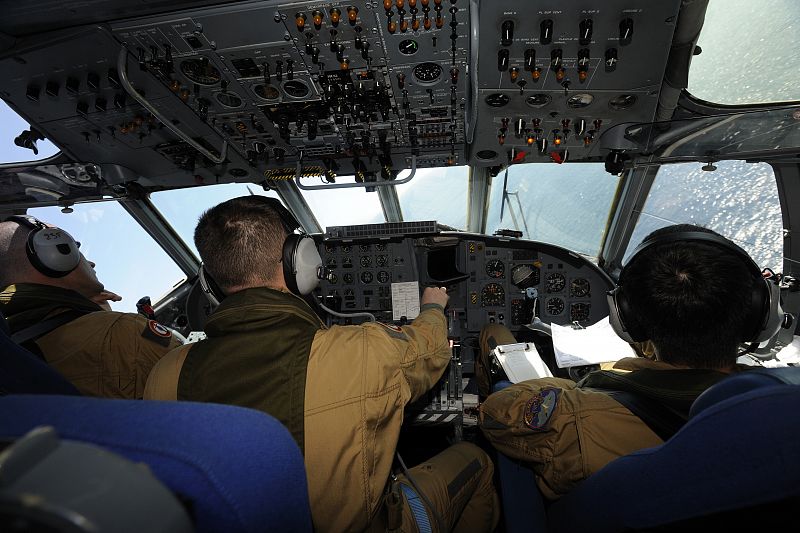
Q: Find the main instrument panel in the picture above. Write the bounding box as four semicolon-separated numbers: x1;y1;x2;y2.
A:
317;226;614;336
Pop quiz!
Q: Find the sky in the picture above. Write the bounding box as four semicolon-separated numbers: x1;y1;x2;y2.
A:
0;0;795;311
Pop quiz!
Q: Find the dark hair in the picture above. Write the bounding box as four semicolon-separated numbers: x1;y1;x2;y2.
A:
620;224;755;369
194;196;292;291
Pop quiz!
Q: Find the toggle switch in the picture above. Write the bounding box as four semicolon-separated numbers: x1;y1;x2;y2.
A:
605;48;618;72
497;49;509;71
66;77;80;95
540;19;553;45
45;81;59;97
26;85;40;102
619;18;633;46
524;49;536;71
575;119;586;137
550;48;562;70
579;19;593;46
501;20;514;47
515;118;526;137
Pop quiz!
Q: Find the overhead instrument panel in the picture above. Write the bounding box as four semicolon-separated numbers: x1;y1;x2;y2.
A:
470;0;683;167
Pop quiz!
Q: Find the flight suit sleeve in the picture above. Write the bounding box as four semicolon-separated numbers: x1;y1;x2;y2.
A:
479;377;662;500
106;314;182;399
362;303;451;403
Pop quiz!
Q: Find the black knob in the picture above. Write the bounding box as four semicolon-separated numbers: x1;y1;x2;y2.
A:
497;49;509;71
76;101;89;116
94;97;107;112
25;85;40;102
87;72;100;91
45;81;59;97
524;49;536;71
312;47;320;63
66;77;80;95
501;20;514;47
540;19;553;45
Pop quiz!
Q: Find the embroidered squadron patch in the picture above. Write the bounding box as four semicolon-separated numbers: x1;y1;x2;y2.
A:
141;320;173;347
523;388;560;431
377;322;403;333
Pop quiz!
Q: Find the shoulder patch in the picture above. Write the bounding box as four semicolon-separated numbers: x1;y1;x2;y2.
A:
523;388;560;431
377;322;403;332
141;319;173;347
375;321;409;340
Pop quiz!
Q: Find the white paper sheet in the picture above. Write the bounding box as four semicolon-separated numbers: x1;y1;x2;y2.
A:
773;336;800;365
391;281;420;321
551;316;636;368
492;342;553;383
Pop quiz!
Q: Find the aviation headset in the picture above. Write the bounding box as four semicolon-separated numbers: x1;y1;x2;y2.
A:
198;197;323;306
607;231;784;344
5;215;82;278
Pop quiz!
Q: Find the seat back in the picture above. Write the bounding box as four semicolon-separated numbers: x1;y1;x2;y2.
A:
0;395;312;533
547;382;800;532
0;311;80;396
690;366;800;417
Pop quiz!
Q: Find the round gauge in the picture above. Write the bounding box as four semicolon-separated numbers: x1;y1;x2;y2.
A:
485;93;510;108
376;255;388;267
360;256;372;267
376;243;387;251
511;264;540;289
328;273;338;284
283;80;310;98
377;271;390;284
486;259;505;279
324;243;337;253
570;278;590;298
567;93;594;108
360;271;374;284
180;58;221;85
412;62;443;85
570;302;591;322
215;91;243;108
344;288;355;298
342;258;353;268
546;272;566;293
325;257;337;267
609;94;637;110
341;245;351;253
476;150;498;161
399;39;419;55
546;297;565;315
343;273;354;284
481;283;505;307
254;84;280;100
359;244;371;252
526;94;552;108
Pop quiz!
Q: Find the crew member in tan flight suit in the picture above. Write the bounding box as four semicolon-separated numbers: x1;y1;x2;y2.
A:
144;196;499;533
478;224;784;500
0;216;181;398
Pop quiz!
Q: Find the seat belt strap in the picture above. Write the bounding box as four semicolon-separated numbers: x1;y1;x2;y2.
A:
11;310;91;346
400;484;433;533
602;389;687;441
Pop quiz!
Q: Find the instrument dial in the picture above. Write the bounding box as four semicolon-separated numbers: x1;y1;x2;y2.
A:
341;245;351;253
342;257;353;268
399;39;419;55
324;243;336;253
377;271;390;284
570;278;590;298
254;84;280;100
485;259;505;279
376;255;388;267
511;264;540;289
570;303;591;322
359;244;371;252
412;62;443;84
343;273;354;284
360;256;372;267
283;80;310;98
360;271;374;284
546;272;566;293
481;283;505;307
376;243;387;251
328;273;338;284
546;297;565;315
325;257;337;267
180;58;221;85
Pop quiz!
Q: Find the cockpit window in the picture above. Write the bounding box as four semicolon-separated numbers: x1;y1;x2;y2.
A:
29;202;185;312
687;0;800;105
151;183;282;258
624;161;783;271
301;185;385;230
396;166;469;229
485;163;621;259
0;100;59;163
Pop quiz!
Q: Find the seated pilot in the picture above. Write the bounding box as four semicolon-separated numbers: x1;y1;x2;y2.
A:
0;216;181;398
144;196;499;533
477;224;783;500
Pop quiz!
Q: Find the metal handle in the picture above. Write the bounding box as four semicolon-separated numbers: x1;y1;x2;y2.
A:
116;48;228;164
294;154;417;190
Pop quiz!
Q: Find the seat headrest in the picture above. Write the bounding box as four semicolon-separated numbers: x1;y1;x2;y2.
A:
690;367;800;418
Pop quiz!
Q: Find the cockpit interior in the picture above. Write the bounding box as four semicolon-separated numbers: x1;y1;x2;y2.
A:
0;0;799;530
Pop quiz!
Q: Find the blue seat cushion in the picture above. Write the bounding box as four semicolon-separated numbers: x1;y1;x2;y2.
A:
0;395;311;533
690;366;800;417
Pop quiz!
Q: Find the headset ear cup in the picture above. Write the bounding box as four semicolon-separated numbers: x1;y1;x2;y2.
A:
282;234;302;295
749;278;784;343
198;265;223;307
27;227;81;278
607;287;648;343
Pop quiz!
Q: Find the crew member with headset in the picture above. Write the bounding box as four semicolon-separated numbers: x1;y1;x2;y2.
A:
144;196;499;533
478;224;785;500
0;215;181;398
